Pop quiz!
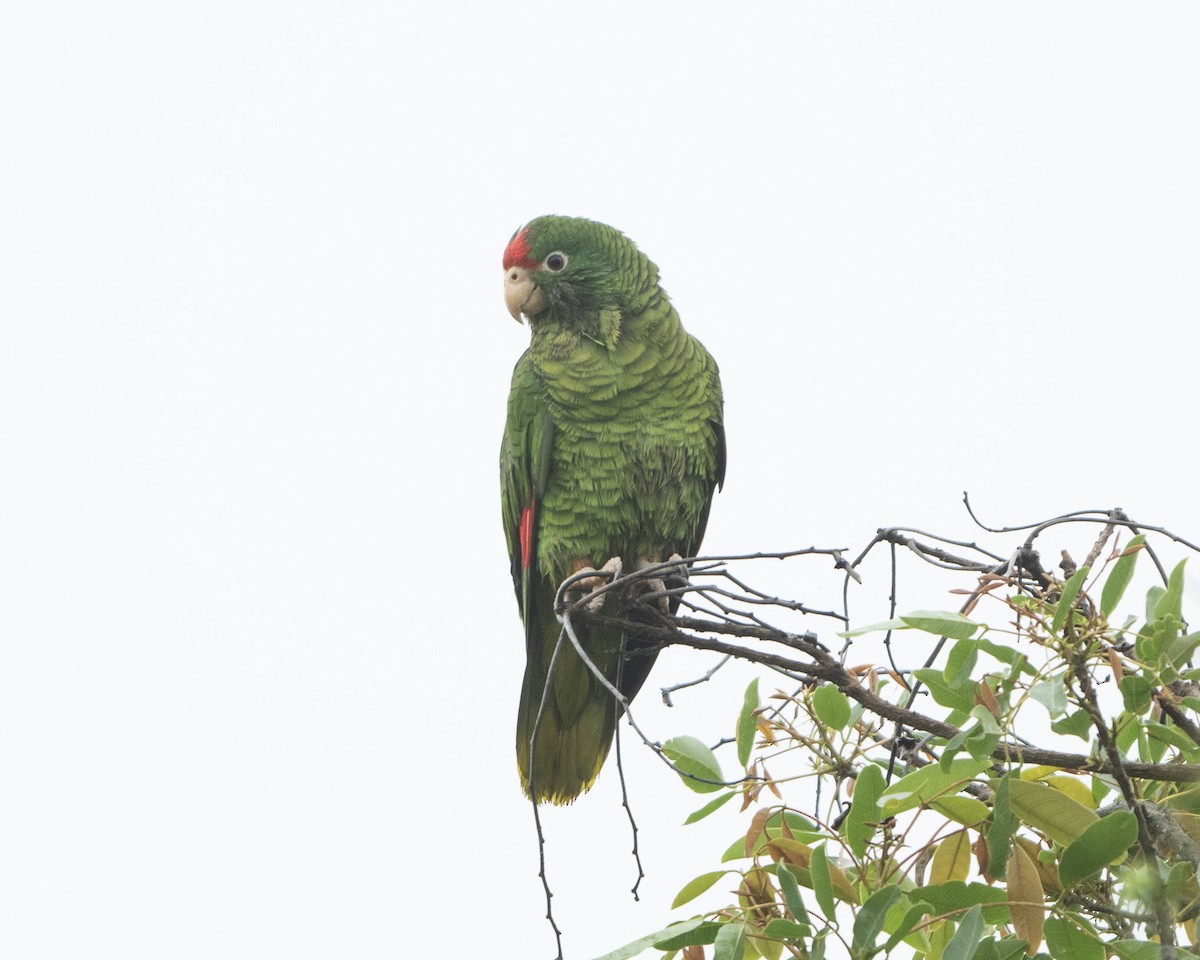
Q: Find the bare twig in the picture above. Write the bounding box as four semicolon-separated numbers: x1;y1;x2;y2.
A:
660;654;734;707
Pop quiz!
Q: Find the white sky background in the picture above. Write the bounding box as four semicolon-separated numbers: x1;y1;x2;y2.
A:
3;3;1199;958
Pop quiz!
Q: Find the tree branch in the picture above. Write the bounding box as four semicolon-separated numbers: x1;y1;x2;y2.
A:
583;610;1200;784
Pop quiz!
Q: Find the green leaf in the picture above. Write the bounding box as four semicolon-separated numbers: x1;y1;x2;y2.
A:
1042;918;1104;960
652;920;723;950
900;610;984;640
597;920;714;959
1166;859;1195;901
838;617;909;639
852;886;903;956
912;668;977;712
776;863;810;927
809;843;836;919
972;702;1003;735
1111;943;1166;960
1120;675;1153;714
1145;585;1166;625
672;870;730;908
662;735;725;794
1051;708;1094;741
1101;535;1145;617
914;881;1011;924
941;727;969;764
721;835;752;862
1143;724;1164;762
1051;566;1090;635
973;938;1030;960
882;900;931;954
965;728;1001;761
813;684;851;730
590;927;675;960
764;918;811;941
1006;777;1098;845
737;679;760;768
987;776;1016;877
977;637;1034;672
1136;616;1178;667
684;791;737;824
1115;711;1140;752
943;904;984;960
880;757;992;816
1156;559;1187;621
931;795;990;826
842;762;886;858
1146;719;1200;756
926;921;954;960
755;934;782;960
1169;630;1200;668
1029;677;1067;718
1059;810;1138;886
1110;941;1200;960
944;639;979;686
713;921;746;960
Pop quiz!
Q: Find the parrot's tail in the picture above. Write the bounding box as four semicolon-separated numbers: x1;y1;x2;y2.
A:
515;621;618;805
515;614;662;805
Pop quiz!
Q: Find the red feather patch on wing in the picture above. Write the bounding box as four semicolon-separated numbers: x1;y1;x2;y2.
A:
503;229;539;271
519;501;535;571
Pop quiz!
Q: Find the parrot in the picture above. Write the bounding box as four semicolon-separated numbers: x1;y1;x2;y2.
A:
499;215;725;804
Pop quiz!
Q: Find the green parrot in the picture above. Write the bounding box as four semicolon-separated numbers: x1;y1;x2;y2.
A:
499;215;725;804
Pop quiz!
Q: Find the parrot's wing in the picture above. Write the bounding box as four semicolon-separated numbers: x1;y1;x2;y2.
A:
507;353;614;804
683;412;726;561
500;351;554;616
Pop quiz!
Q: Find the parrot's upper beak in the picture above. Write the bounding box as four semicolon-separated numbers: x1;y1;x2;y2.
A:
505;265;544;323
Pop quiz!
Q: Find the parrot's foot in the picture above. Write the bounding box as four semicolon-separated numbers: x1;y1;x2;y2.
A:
560;556;623;613
633;554;689;614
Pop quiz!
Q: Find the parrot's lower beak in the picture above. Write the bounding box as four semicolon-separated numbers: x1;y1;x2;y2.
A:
505;266;544;323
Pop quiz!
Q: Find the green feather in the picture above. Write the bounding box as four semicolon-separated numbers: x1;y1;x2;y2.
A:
500;216;724;804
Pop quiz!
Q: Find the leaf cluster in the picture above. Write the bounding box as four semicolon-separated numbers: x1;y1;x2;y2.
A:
593;517;1200;960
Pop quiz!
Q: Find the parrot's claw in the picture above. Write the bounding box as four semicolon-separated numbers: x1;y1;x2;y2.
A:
665;552;689;584
562;556;623;613
634;554;689;615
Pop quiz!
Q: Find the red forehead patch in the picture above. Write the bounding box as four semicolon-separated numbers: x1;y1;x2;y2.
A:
503;229;539;271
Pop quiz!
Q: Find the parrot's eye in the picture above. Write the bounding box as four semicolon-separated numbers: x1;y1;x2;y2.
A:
544;252;567;272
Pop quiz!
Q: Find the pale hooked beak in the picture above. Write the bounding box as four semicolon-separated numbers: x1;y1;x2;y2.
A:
504;265;545;323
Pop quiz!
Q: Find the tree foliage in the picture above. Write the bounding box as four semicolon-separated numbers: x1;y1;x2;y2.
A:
561;507;1200;960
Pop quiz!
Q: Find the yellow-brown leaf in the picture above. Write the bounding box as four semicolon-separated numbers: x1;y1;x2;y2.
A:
738;866;781;924
1107;647;1125;685
972;832;990;879
976;680;1001;718
1006;840;1045;955
745;807;773;857
1014;836;1061;895
929;829;972;884
764;763;782;800
770;838;812;868
1045;775;1095;810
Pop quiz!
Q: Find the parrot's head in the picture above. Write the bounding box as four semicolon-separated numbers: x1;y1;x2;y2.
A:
502;215;656;326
